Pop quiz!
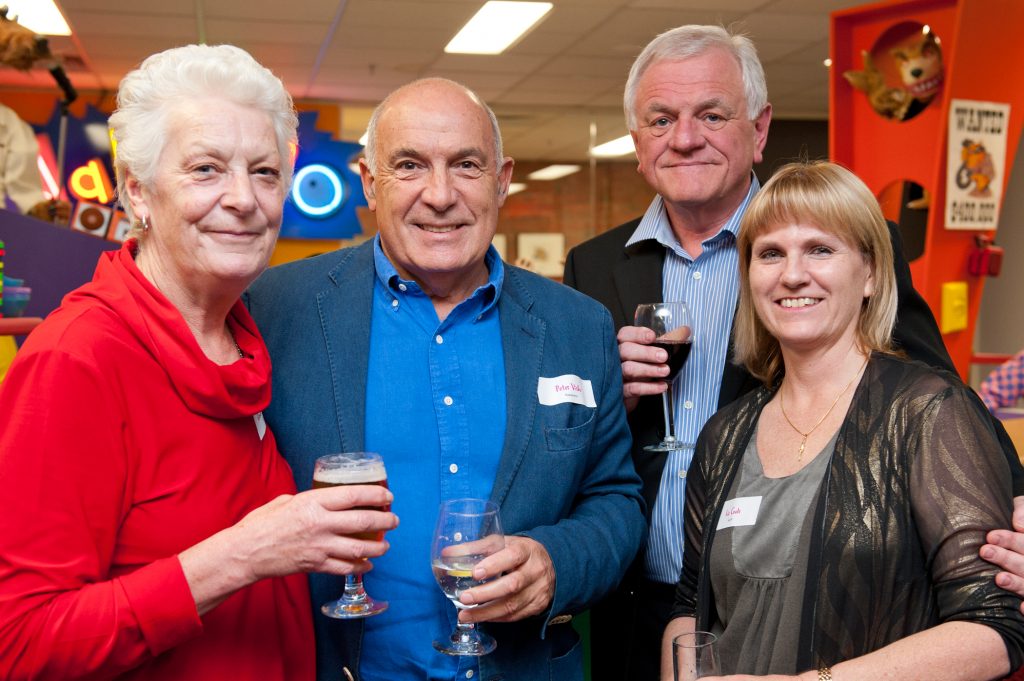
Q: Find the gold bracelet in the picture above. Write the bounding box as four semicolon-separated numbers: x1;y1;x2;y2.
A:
818;666;832;681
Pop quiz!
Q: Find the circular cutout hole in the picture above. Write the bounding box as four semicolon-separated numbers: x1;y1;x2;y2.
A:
845;22;944;122
877;179;929;262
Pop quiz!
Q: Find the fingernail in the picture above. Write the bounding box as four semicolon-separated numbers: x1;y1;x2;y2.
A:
981;546;994;559
473;567;486;580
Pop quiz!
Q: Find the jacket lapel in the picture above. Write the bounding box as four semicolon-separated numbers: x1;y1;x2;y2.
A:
612;239;665;327
491;268;545;507
317;242;375;452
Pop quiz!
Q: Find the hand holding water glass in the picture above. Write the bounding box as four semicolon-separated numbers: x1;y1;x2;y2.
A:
431;498;505;656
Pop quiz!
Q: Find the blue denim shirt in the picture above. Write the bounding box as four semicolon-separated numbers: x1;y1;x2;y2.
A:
361;237;507;681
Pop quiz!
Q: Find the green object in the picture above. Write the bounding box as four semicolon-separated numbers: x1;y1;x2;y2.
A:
573;610;592;680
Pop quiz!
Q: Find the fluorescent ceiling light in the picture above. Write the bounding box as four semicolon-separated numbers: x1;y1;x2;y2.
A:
4;0;70;36
590;135;635;158
507;182;527;195
446;1;553;55
527;164;580;181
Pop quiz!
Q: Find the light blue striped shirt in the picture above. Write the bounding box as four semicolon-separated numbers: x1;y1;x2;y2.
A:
626;176;760;584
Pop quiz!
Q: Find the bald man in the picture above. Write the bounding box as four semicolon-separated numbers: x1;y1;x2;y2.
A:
246;78;645;681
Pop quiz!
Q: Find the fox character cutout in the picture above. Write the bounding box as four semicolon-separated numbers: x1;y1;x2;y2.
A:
843;50;913;121
892;30;944;114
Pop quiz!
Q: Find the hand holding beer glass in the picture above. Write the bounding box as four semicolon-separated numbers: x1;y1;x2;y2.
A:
314;452;390;618
431;498;505;656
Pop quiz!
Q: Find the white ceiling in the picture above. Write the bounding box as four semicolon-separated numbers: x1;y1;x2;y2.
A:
1;0;866;160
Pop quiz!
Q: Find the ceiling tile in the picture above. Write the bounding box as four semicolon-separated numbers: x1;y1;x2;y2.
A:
340;0;480;29
204;19;334;45
202;0;339;22
429;53;549;76
67;11;198;40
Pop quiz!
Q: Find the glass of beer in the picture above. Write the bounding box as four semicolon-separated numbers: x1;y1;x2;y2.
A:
635;302;693;452
431;498;505;656
313;452;389;619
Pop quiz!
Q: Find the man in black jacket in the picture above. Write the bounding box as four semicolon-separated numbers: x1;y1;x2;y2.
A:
563;24;1024;681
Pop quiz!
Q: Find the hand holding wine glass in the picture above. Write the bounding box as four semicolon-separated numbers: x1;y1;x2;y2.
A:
432;498;505;656
634;302;693;452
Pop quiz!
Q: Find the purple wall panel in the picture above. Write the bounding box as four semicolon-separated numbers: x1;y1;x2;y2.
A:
0;210;118;320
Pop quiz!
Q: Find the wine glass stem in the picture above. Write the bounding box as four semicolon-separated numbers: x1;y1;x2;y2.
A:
343;574;368;603
455;620;477;641
662;385;677;443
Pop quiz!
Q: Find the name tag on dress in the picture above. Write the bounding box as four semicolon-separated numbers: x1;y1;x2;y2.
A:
716;496;762;530
254;411;267;440
537;374;597;408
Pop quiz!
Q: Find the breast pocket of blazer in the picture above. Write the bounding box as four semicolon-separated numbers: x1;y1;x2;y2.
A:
543;407;597;452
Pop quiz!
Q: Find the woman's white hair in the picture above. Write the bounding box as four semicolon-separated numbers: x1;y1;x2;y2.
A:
109;44;297;227
623;25;768;130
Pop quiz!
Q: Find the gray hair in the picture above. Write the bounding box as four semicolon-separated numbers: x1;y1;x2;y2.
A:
363;77;503;174
623;25;768;130
109;44;298;229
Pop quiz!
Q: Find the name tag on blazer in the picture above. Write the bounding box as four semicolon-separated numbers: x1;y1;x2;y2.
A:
537;374;597;408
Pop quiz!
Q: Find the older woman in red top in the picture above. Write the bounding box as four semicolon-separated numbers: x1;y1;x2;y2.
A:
0;44;397;680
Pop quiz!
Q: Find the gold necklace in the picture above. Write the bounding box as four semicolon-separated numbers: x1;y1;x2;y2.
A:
778;356;869;461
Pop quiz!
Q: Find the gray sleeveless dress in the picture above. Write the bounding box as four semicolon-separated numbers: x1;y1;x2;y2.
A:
708;426;835;675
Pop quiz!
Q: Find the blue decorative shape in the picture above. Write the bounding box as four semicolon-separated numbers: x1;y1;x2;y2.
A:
281;110;367;239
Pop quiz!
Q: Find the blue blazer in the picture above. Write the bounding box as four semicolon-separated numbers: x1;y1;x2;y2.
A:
245;240;646;681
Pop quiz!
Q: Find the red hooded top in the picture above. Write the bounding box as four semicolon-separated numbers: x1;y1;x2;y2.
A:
0;242;315;680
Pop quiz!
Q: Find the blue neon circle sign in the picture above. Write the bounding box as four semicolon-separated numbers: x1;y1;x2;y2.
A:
291;163;346;218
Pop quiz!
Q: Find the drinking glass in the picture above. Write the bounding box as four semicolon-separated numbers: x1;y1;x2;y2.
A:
314;452;389;618
431;498;505;656
635;302;694;452
673;631;721;680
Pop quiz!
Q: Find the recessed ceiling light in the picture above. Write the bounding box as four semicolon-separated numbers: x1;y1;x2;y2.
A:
527;164;580;181
4;0;70;36
445;1;553;55
507;182;527;195
590;135;635;158
823;58;832;68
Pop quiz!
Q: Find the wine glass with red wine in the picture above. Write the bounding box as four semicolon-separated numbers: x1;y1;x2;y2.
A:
635;302;693;452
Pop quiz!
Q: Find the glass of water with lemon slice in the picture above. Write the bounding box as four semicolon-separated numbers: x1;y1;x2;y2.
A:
430;498;504;655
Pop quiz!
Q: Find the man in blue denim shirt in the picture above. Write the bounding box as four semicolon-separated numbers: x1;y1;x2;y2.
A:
247;78;645;681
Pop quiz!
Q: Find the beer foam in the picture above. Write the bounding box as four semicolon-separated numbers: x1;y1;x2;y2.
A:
314;462;386;484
